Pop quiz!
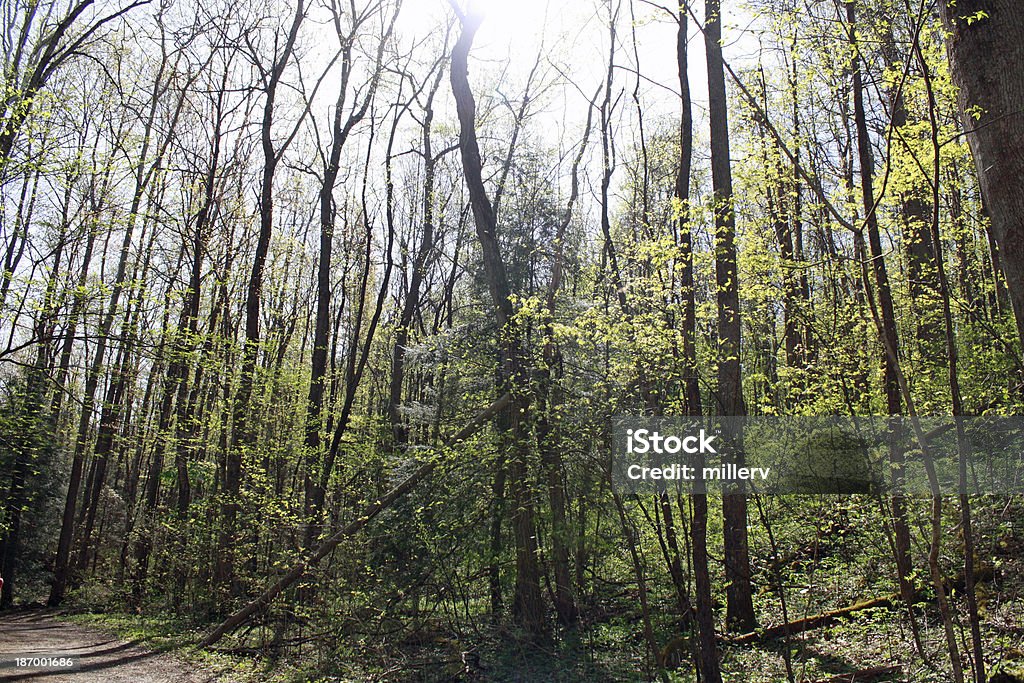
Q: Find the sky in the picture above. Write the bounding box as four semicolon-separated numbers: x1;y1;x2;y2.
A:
393;0;766;154
367;0;772;251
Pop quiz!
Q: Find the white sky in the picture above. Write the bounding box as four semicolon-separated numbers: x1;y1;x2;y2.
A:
394;0;764;128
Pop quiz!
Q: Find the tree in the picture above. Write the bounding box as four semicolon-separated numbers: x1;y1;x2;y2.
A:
704;0;755;633
48;19;192;604
939;0;1024;352
0;370;59;608
676;2;723;677
303;0;399;549
0;0;149;175
221;0;307;598
0;0;1019;679
449;4;545;636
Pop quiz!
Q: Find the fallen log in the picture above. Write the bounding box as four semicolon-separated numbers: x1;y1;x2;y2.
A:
199;393;512;648
807;665;901;682
728;594;897;645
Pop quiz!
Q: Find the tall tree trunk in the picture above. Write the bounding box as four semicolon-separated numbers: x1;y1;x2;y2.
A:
845;4;921;650
704;0;755;632
677;6;701;420
309;102;397;545
450;9;544;636
938;0;1024;351
677;6;721;679
222;0;306;598
76;210;160;575
133;95;221;596
48;78;169;605
915;40;986;683
305;0;397;547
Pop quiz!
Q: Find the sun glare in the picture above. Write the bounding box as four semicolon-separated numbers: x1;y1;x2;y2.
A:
401;0;553;45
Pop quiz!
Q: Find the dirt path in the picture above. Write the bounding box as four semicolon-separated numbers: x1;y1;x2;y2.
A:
0;610;221;682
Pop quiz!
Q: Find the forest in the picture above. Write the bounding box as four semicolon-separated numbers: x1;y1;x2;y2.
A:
0;0;1022;680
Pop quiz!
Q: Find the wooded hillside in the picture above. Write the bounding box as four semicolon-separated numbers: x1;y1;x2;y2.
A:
0;0;1022;681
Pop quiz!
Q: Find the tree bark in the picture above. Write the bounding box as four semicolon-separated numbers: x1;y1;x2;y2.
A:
704;0;755;633
678;5;722;680
938;0;1024;351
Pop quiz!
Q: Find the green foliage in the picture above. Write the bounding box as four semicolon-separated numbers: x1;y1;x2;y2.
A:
0;0;1019;680
0;370;62;603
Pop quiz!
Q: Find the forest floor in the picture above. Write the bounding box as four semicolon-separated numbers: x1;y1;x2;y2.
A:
0;610;220;683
